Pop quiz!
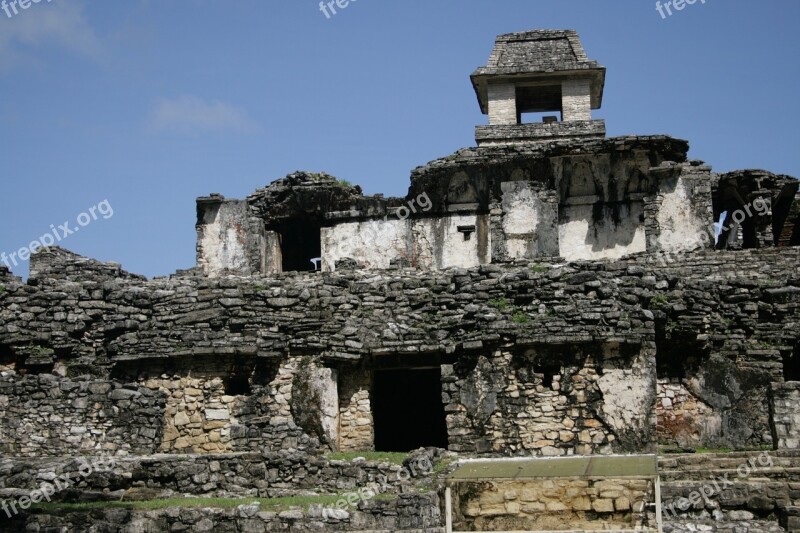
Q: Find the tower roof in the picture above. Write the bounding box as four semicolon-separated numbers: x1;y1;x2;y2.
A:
471;30;606;114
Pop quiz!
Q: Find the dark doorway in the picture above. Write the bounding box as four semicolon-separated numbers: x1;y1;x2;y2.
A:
275;220;321;272
373;368;448;452
784;344;800;382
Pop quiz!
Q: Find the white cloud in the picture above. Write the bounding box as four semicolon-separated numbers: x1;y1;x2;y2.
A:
0;0;102;71
147;95;260;135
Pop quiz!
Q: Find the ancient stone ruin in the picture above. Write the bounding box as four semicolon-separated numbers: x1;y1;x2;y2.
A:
0;29;798;533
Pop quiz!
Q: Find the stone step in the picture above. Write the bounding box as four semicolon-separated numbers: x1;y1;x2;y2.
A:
659;451;800;469
660;455;800;469
663;519;785;533
659;450;800;464
660;459;799;471
659;467;800;482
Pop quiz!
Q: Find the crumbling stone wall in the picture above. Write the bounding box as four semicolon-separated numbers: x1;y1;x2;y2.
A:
714;169;799;250
145;375;239;453
657;378;717;448
1;245;799;455
0;449;439;499
444;343;655;456
647;161;715;253
198;136;729;276
0;375;164;456
8;494;442;533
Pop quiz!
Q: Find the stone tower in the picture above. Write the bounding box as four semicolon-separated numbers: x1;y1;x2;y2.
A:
471;30;606;145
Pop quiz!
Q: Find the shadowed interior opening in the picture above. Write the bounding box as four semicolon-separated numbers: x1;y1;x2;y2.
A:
373;368;448;452
784;344;800;382
275;220;321;272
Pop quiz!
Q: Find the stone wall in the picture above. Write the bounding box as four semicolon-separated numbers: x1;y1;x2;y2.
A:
7;493;443;533
0;450;440;499
0;375;164;456
452;478;653;531
145;375;239;454
657;379;718;448
487;83;517;125
771;381;800;449
444;342;656;456
561;78;593;121
1;246;799;455
475;120;606;145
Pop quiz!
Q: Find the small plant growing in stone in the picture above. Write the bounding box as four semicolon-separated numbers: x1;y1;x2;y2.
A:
650;294;670;306
0;284;5;293
489;298;509;311
253;285;268;292
512;311;530;324
335;179;353;188
530;264;548;274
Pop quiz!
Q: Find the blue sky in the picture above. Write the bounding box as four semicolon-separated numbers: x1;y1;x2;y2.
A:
1;0;798;278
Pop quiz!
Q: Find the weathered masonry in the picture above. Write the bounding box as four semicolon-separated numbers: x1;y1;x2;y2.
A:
0;27;800;462
0;28;798;533
196;31;799;276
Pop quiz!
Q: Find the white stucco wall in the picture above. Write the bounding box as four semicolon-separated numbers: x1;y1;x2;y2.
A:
198;201;250;277
321;214;491;272
321;218;411;272
558;202;646;261
412;215;491;270
654;177;710;252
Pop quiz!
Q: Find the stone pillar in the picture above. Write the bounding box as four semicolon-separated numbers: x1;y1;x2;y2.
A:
770;382;800;449
196;196;268;277
499;182;559;260
561;79;592;121
338;368;374;451
487;83;518;126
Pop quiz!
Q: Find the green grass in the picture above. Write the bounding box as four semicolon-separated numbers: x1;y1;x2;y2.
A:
432;457;455;476
695;446;734;454
325;451;409;465
253;285;268;292
33;495;351;512
0;284;5;292
488;298;509;311
29;345;53;355
530;264;549;274
335;179;353;188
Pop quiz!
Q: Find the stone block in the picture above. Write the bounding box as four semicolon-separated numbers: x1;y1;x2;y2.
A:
205;409;230;421
592;499;614;513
